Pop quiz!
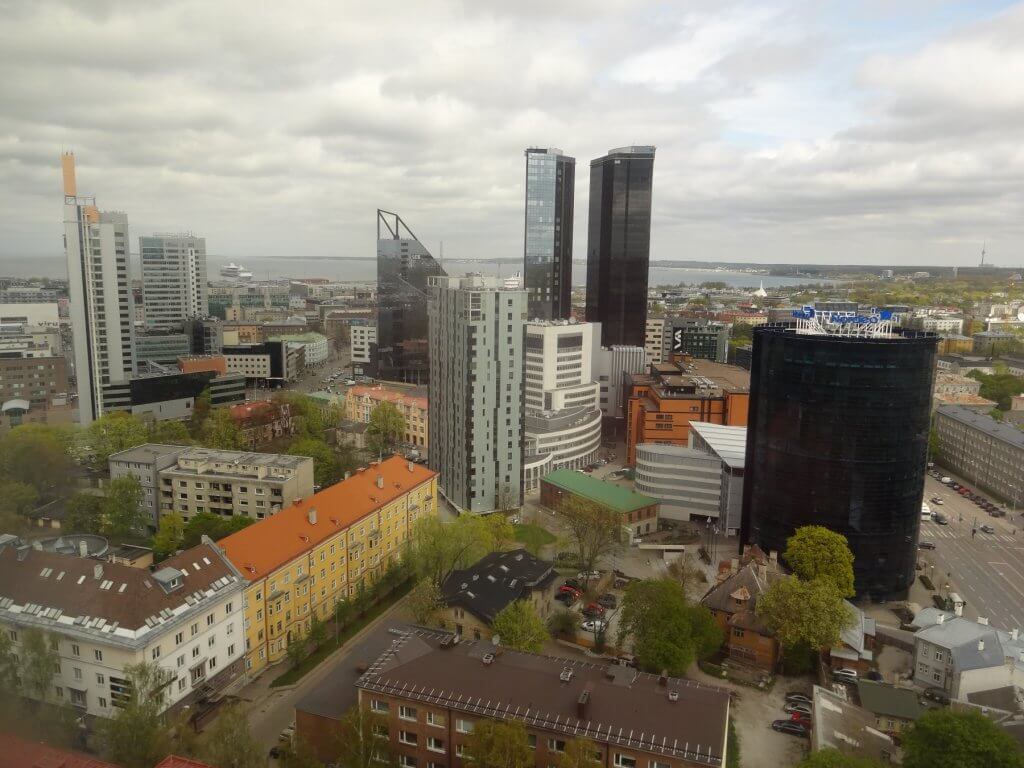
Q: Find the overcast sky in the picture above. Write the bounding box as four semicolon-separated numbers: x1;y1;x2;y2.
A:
2;0;1023;266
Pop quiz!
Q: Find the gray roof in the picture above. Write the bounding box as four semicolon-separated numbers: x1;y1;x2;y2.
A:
108;443;188;464
812;685;895;762
689;422;746;468
935;405;1024;450
916;617;1008;672
839;601;875;661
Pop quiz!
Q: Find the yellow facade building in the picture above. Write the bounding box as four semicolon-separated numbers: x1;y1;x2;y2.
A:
217;455;438;674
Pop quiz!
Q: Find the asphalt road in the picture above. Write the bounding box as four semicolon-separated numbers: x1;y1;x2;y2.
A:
917;474;1024;631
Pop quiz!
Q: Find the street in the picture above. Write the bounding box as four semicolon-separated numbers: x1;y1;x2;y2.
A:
918;473;1024;631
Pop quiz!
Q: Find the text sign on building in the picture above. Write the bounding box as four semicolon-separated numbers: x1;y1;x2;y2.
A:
672;327;684;353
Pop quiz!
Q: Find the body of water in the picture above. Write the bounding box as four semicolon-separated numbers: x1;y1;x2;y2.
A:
0;255;834;289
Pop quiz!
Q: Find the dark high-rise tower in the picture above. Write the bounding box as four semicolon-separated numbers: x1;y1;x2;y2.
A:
524;148;575;321
376;210;445;384
585;146;655;347
741;312;938;599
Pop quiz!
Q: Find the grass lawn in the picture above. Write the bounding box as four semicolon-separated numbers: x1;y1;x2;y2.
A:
513;523;556;553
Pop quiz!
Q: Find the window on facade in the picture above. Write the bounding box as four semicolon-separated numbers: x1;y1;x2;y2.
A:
399;705;417;721
427;712;445;728
71;644;80;657
427;737;444;753
371;700;389;713
94;649;103;662
614;756;637;768
456;719;474;734
548;739;566;753
399;732;417;746
527;735;537;750
399;757;416;768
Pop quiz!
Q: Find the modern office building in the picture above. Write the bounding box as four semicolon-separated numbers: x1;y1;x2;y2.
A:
741;313;938;599
585;146;656;348
933;405;1024;507
140;234;208;330
376;210;446;385
135;332;191;367
158;447;314;523
350;322;377;373
223;340;302;384
61;152;136;425
185;318;224;356
0;286;61;303
267;331;329;367
428;275;525;514
664;318;730;363
101;368;245;421
905;313;963;335
0;536;246;719
594;344;647;422
624;359;750;465
524;148;575;321
0;302;61;327
645;317;667;364
522;320;602;490
216;456;437;673
109;443;190;526
207;283;290;320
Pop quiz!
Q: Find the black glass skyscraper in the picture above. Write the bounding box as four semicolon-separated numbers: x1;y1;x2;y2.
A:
376;210;445;384
585;146;655;347
524;148;575;321
741;321;938;599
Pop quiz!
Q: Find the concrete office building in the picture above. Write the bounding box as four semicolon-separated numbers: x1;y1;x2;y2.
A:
906;313;964;335
350;323;376;373
0;303;60;327
594;345;647;422
135;332;191;367
158;447;314;523
0;537;246;719
109;444;190;526
585;146;656;348
61;152;136;425
645;317;667;364
522;320;603;491
524;148;575;321
0;287;61;303
934;405;1024;507
664;318;730;363
185;318;223;356
140;234;208;330
101;369;245;422
428;275;525;514
223;340;302;384
268;331;329;367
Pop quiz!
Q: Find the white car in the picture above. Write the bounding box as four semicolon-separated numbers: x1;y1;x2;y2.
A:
941;477;952;484
582;619;607;633
344;379;356;385
832;668;858;682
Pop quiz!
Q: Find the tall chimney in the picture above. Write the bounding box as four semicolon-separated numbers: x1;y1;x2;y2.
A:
955;603;963;617
408;461;414;472
978;617;989;626
376;474;384;489
978;639;985;651
308;508;318;525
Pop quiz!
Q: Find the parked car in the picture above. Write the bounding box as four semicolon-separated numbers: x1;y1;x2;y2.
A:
581;619;608;633
940;476;952;484
563;578;583;590
554;592;578;606
864;670;883;681
582;602;606;618
771;720;809;737
344;378;356;385
832;668;859;682
784;703;812;716
918;540;936;550
922;687;951;705
597;593;618;609
933;514;949;526
979;524;995;534
785;693;813;706
558;585;582;597
790;713;812;727
577;570;601;581
990;508;1006;518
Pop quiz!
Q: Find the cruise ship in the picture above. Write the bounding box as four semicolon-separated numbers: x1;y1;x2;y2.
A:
220;262;253;279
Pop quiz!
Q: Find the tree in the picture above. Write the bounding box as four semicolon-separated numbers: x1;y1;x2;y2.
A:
667;554;708;599
407;577;444;626
496;483;520;513
756;578;853;653
200;702;267;768
491;600;548;652
797;750;886;768
21;628;59;703
332;706;394;768
153;512;186;559
547;608;581;639
366;401;406;457
281;737;324;768
288;437;341;488
102;475;145;541
200;408;245;450
616;579;722;676
410;515;496;585
0;480;38;515
0;630;18;691
86;412;150;470
309;616;329;653
287;629;307;669
558;739;603;768
783;526;856;597
99;662;173;768
463;720;533;768
182;511;253;547
0;424;77;498
553;497;622;588
190;388;212;433
928;427;941;461
902;709;1024;768
149;419;192;445
63;492;105;534
484;514;515;552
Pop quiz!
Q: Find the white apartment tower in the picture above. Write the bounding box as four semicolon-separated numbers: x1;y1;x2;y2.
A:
141;234;209;329
428;275;526;514
62;153;136;426
522;320;603;490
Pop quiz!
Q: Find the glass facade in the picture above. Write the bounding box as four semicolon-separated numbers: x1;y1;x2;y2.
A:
524;148;575;321
377;211;445;384
741;325;938;599
585;146;655;348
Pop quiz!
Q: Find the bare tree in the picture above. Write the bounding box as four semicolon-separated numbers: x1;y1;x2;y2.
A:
333;706;396;768
553;497;622;587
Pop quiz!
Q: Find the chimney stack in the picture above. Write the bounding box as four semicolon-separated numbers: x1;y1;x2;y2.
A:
769;551;778;564
937;614;945;624
1011;629;1020;641
979;617;989;626
93;563;103;580
79;540;88;558
577;689;591;719
376;474;384;489
978;639;985;652
955;603;963;617
308;508;318;525
408;461;414;472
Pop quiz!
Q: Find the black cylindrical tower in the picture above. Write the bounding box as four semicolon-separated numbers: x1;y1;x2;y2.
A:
741;322;938;599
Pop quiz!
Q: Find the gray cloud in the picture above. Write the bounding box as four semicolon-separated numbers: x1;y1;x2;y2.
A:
1;0;1023;267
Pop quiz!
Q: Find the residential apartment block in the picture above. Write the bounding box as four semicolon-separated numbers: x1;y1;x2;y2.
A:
934;405;1024;506
109;444;190;526
346;385;429;450
216;456;438;673
0;536;245;719
912;613;1024;699
350;323;377;373
158;448;314;522
347;629;731;768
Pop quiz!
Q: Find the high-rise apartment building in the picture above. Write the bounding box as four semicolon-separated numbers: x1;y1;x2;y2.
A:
140;234;208;329
741;312;937;599
62;152;136;426
428;276;525;514
524;148;575;321
522;320;602;490
585;146;655;348
377;210;445;384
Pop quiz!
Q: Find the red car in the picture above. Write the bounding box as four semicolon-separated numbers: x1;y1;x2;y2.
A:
559;585;581;597
790;713;811;727
582;602;606;617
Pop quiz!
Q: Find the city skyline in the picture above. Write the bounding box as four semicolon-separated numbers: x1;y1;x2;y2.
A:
3;2;1024;267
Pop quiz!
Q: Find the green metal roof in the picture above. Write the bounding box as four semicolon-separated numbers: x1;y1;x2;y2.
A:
855;680;922;721
542;469;658;513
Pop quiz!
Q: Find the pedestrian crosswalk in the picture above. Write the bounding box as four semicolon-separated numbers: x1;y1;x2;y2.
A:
920;524;1017;543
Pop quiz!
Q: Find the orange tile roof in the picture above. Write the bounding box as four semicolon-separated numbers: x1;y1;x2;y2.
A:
0;733;117;768
154;758;216;768
216;454;436;580
229;400;276;419
349;385;428;411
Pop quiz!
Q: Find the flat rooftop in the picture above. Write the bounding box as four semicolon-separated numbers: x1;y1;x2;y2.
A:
689;422;747;468
108;443;187;464
936;405;1024;450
